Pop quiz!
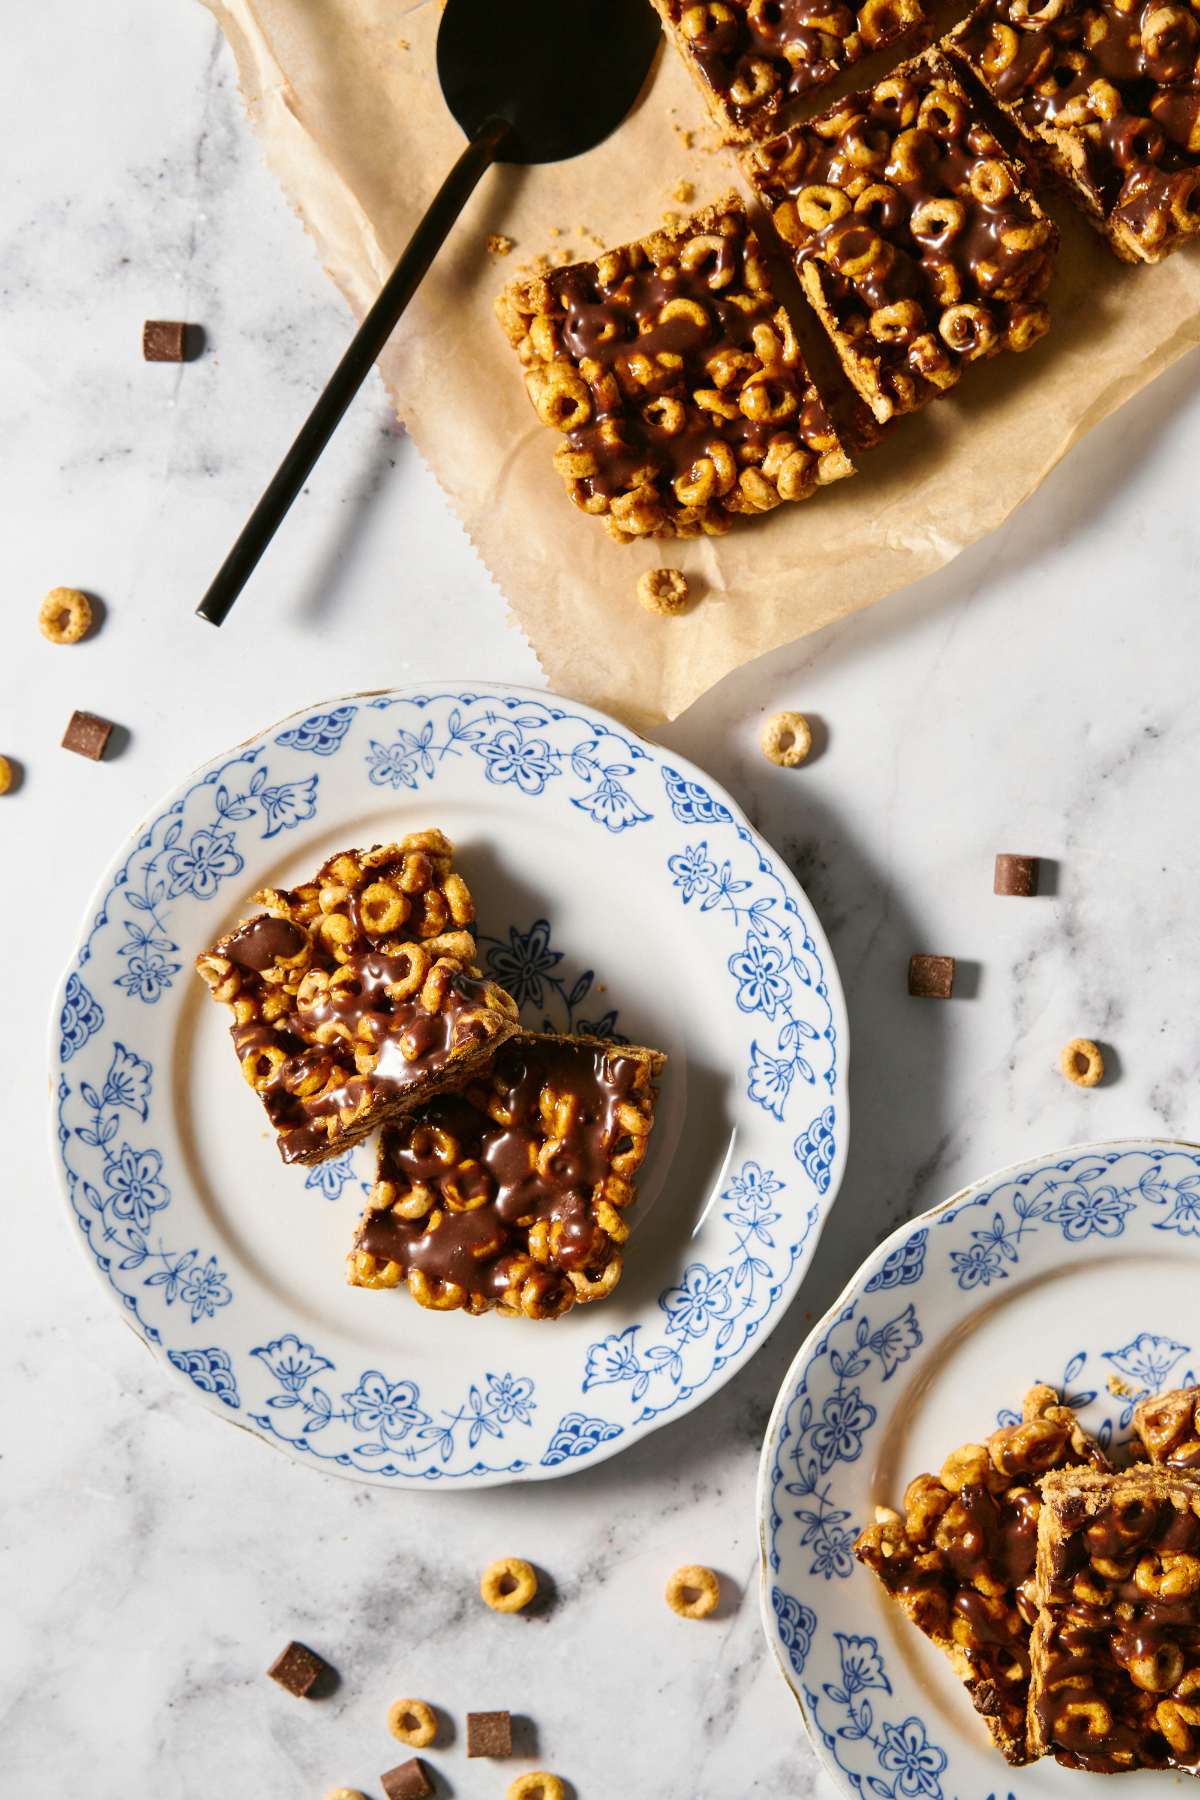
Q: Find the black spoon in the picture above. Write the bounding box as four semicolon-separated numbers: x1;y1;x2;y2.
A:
196;0;662;627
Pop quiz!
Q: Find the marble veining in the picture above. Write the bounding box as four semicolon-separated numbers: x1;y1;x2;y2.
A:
5;1;1200;1794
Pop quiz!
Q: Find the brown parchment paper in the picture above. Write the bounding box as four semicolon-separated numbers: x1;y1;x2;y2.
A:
204;0;1200;723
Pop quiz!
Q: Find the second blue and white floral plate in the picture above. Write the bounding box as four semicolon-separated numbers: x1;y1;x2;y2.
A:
50;683;849;1488
759;1138;1200;1798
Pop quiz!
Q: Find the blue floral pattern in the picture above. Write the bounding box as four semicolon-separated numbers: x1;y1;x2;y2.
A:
54;684;848;1487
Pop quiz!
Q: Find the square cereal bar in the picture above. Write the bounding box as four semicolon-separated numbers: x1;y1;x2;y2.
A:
854;1385;1109;1763
495;193;854;542
648;0;926;143
195;832;519;1165
1030;1465;1200;1772
1136;1386;1200;1470
745;49;1058;422
349;1033;665;1318
949;0;1200;263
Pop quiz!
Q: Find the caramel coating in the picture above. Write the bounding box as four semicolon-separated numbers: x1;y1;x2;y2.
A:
496;194;853;542
480;1557;539;1613
746;50;1057;424
760;710;813;767
665;1564;721;1617
38;586;93;644
1136;1387;1200;1471
1060;1036;1105;1087
507;1776;566;1800
387;1698;438;1748
637;567;691;615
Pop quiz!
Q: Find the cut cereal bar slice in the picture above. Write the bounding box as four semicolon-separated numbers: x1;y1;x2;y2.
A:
949;0;1200;264
1135;1386;1200;1470
745;49;1058;422
648;0;926;144
495;193;854;542
1030;1465;1200;1772
854;1385;1109;1764
195;832;519;1165
349;1033;665;1319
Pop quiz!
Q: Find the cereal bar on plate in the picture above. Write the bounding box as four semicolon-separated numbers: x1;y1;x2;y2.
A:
495;192;854;541
949;0;1200;263
195;832;519;1165
349;1032;665;1318
1029;1465;1200;1771
648;0;926;143
745;49;1058;422
854;1384;1109;1763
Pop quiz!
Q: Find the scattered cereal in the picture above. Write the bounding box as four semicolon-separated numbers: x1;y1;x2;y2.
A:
387;1698;437;1748
480;1556;538;1613
760;711;812;768
39;586;93;645
0;756;11;796
326;1791;367;1800
266;1640;329;1698
665;1564;720;1618
467;1710;513;1758
908;954;955;1000
487;233;515;257
1107;1373;1137;1399
508;1776;566;1800
1060;1037;1104;1087
637;568;690;615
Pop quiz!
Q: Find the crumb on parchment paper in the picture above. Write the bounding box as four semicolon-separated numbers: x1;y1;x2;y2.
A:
486;234;515;257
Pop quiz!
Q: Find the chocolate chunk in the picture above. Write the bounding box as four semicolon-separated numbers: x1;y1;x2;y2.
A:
266;1639;328;1698
381;1759;434;1799
62;709;114;761
908;954;955;1000
466;1710;512;1757
994;853;1039;898
142;319;189;362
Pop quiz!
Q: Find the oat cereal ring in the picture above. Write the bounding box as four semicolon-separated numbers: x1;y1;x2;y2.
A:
665;1564;721;1618
507;1775;566;1800
0;756;11;797
387;1697;438;1747
637;567;690;615
38;586;93;644
1060;1037;1104;1087
760;711;813;768
325;1790;367;1800
480;1556;538;1613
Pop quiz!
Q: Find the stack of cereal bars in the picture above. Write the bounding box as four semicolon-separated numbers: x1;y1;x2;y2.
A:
196;831;665;1321
855;1379;1200;1772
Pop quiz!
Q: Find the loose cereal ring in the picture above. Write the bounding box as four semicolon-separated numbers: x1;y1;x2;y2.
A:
507;1775;566;1800
1060;1037;1104;1087
387;1697;438;1747
325;1791;367;1800
480;1556;538;1613
637;567;691;615
0;755;11;796
665;1564;721;1618
38;586;93;644
760;711;813;768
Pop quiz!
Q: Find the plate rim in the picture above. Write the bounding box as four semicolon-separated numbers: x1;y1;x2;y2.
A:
48;679;853;1488
755;1132;1200;1779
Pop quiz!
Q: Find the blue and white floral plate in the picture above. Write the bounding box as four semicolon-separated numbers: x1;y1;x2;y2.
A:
759;1138;1200;1798
50;683;848;1488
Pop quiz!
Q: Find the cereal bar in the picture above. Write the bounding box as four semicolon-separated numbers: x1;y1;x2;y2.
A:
349;1033;665;1318
854;1385;1109;1763
1029;1465;1200;1772
195;833;520;1165
1136;1386;1200;1470
745;50;1058;422
949;0;1200;263
648;0;926;143
495;193;854;542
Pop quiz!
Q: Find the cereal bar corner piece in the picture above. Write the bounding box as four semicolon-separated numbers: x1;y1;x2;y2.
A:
194;832;520;1165
746;49;1058;423
349;1033;666;1320
949;0;1200;264
648;0;926;144
495;192;854;543
853;1384;1109;1765
1136;1385;1200;1470
1029;1465;1200;1773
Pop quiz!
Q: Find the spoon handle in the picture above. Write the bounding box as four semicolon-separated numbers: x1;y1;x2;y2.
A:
196;113;514;627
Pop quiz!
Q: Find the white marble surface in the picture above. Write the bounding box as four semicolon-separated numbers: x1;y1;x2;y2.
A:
5;3;1200;1796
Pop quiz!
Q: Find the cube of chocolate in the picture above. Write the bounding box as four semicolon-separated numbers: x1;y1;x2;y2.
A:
142;319;189;362
466;1710;513;1758
62;709;115;761
381;1759;434;1800
266;1639;329;1698
908;954;955;999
